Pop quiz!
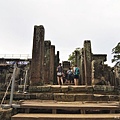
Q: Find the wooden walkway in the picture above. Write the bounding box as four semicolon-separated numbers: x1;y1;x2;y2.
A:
11;113;120;120
20;100;120;114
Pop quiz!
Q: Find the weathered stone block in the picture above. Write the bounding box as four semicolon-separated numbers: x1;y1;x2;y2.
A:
109;95;119;101
36;93;53;100
93;85;115;93
93;94;109;101
41;85;51;92
0;108;12;120
61;86;68;92
86;86;93;92
93;85;106;91
29;86;42;92
75;94;93;101
29;93;36;99
54;93;75;102
29;85;51;93
68;86;87;93
51;85;61;93
13;93;30;100
106;86;114;92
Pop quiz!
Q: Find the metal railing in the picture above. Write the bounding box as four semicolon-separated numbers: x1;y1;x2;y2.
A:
0;54;32;59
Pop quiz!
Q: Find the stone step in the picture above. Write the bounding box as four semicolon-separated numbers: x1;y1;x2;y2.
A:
11;113;120;120
27;85;115;93
18;100;120;114
1;92;119;104
12;93;119;102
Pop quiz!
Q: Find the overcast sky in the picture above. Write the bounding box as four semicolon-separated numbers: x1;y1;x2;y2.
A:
0;0;120;66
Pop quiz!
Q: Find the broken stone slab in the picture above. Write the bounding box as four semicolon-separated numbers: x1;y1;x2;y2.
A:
93;85;106;91
93;85;115;92
108;95;119;101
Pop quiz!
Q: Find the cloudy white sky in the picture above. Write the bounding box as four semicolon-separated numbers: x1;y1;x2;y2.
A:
0;0;120;66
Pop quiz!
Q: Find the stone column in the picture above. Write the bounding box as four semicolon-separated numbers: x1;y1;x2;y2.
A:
50;45;55;84
54;51;59;84
30;25;45;86
91;60;96;85
80;48;85;85
44;40;51;84
56;51;60;66
75;50;80;67
83;40;92;85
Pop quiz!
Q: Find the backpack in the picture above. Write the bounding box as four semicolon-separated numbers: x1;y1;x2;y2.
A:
75;67;80;75
68;70;73;75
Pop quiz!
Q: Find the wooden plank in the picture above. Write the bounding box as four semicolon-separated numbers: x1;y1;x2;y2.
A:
20;101;120;111
12;113;120;120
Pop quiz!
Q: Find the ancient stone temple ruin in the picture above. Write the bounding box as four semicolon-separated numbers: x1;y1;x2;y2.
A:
0;25;120;120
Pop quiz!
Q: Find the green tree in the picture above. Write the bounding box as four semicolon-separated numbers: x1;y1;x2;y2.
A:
68;48;80;65
112;42;120;63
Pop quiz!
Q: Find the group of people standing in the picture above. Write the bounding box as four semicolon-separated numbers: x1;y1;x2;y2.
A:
56;63;80;86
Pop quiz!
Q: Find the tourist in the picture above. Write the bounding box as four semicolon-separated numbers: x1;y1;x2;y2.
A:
73;64;80;85
56;63;63;85
67;67;74;84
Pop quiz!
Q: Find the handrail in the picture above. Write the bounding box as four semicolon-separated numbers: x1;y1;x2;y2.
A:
1;77;12;105
9;63;17;106
1;63;17;106
0;54;32;59
23;69;28;94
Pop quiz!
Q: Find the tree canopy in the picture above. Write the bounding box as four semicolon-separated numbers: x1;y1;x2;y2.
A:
68;48;80;65
112;42;120;63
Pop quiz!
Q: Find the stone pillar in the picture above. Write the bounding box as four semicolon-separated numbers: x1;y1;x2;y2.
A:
83;40;92;85
56;51;60;66
30;25;45;86
80;48;85;85
50;45;55;84
91;60;96;85
75;50;80;67
54;51;59;84
44;40;51;84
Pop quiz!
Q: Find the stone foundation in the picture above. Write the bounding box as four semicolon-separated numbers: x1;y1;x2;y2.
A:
0;108;12;120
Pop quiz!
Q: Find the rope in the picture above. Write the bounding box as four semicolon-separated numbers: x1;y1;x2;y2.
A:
1;64;17;105
1;77;12;105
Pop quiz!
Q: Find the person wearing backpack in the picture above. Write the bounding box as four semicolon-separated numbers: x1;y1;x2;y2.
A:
73;64;80;85
67;67;73;84
56;63;63;85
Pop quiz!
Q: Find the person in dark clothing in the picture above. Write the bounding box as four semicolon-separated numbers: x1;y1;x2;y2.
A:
56;63;63;85
67;67;74;84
